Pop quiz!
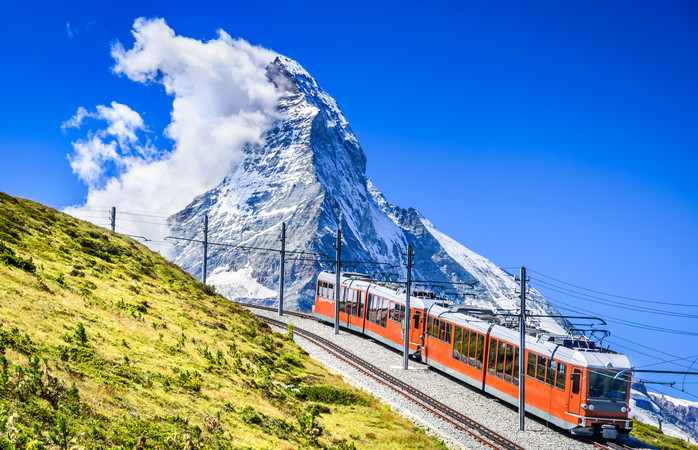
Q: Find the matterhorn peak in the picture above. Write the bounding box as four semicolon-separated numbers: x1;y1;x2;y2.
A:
169;53;568;335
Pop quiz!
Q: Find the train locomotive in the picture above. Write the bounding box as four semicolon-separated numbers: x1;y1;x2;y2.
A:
312;271;633;439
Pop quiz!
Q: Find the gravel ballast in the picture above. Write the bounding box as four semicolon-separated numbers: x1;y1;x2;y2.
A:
251;308;596;450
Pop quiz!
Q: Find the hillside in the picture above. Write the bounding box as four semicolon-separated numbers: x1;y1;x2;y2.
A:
0;192;443;449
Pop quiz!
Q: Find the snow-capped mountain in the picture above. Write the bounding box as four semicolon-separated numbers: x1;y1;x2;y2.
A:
168;55;566;334
630;382;698;443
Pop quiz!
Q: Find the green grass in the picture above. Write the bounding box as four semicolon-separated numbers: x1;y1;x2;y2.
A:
630;420;698;450
0;192;441;449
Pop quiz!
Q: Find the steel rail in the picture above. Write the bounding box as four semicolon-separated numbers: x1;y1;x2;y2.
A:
245;306;525;450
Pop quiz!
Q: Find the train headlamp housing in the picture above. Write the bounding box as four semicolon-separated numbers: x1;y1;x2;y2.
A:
588;404;595;411
580;404;588;410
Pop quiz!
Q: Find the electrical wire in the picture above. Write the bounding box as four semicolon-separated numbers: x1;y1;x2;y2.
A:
530;280;698;319
529;268;698;307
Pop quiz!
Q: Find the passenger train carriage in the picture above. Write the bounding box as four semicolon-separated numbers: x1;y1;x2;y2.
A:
313;271;633;439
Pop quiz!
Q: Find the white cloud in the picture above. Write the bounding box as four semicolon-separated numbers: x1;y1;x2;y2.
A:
65;18;281;247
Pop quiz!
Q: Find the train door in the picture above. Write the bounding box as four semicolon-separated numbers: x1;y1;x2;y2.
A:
409;310;421;346
568;368;583;415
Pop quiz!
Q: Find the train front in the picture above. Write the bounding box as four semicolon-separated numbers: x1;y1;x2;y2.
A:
573;352;633;439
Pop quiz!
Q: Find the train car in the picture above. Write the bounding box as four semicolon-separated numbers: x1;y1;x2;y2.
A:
313;271;633;439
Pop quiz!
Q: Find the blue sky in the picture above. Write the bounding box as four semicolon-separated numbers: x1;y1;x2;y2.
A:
1;1;698;401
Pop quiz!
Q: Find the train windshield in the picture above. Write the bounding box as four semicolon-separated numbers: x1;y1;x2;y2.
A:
588;369;629;402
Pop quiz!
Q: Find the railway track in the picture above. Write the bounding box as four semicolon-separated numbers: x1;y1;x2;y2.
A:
243;304;525;450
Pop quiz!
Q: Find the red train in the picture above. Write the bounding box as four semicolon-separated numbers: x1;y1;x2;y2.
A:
313;271;633;438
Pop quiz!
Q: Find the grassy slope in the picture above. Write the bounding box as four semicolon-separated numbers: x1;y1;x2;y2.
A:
0;192;443;449
630;421;698;450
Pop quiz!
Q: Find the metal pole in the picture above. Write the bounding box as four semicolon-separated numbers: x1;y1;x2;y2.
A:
404;244;413;370
334;225;342;335
278;222;286;316
110;207;116;232
202;215;208;284
519;265;526;430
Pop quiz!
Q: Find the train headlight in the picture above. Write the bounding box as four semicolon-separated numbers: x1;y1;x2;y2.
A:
581;404;588;410
621;407;628;413
588;404;595;411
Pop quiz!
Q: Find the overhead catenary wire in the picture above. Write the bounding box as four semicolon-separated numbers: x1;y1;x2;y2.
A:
530;280;698;319
529;268;698;308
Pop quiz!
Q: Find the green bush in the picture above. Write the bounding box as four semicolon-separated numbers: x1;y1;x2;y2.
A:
0;242;35;273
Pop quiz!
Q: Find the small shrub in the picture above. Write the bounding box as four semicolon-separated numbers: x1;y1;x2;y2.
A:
284;323;294;341
49;414;73;450
74;323;87;346
0;242;36;273
296;385;362;405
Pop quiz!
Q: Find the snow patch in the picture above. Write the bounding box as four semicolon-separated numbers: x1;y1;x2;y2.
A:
207;266;277;299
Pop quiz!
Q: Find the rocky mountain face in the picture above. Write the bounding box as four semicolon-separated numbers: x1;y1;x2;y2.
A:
168;55;566;333
630;383;698;443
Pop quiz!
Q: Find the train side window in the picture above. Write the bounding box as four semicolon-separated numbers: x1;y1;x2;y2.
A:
366;295;373;322
476;334;485;369
527;351;536;378
400;305;405;323
324;281;329;299
392;303;399;322
371;297;378;324
381;299;390;327
536;355;547;383
388;302;394;321
571;369;581;394
453;326;462;360
438;321;446;342
467;330;476;366
328;283;334;302
488;338;497;375
546;359;556;386
513;347;520;386
504;343;514;383
426;316;432;337
496;340;506;379
461;329;471;364
445;323;452;344
317;282;321;297
556;362;567;390
357;291;364;319
352;290;358;316
413;311;420;330
338;287;344;313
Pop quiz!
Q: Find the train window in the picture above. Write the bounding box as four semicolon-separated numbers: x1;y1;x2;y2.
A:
571;369;581;395
466;330;476;366
338;287;345;313
351;290;357;316
461;329;470;364
426;316;432;337
527;352;536;378
536;355;547;383
476;334;485;369
453;326;462;360
381;299;388;327
488;338;497;375
504;344;514;383
556;362;567;390
496;340;506;379
391;303;398;322
438;321;446;342
400;305;406;323
445;323;452;344
546;359;556;386
366;295;373;322
513;347;520;386
388;302;394;321
317;282;321;297
413;311;420;330
371;297;379;323
328;283;334;301
357;291;364;319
